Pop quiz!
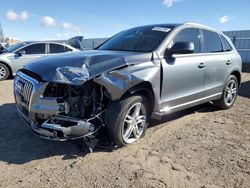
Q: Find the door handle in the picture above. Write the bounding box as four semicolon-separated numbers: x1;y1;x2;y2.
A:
226;60;232;65
198;63;205;68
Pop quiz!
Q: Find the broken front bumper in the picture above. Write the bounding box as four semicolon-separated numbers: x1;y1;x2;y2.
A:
14;71;97;141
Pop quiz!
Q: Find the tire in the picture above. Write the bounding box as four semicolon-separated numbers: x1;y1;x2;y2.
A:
0;63;10;81
105;95;150;148
214;75;238;110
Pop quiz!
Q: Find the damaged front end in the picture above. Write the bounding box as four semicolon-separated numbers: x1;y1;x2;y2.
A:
14;70;108;141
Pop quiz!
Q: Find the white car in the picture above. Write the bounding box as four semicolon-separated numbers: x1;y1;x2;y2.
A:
0;41;78;80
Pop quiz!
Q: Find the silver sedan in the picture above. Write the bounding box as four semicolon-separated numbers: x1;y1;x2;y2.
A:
0;41;78;80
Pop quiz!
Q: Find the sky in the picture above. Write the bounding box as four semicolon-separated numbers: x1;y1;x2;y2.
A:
0;0;250;41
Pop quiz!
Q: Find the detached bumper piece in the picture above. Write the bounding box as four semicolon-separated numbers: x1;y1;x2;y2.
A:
31;116;96;141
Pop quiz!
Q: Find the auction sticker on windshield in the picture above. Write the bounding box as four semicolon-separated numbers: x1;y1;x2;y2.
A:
152;27;171;32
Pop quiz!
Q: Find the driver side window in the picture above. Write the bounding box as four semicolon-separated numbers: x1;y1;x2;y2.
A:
172;28;200;53
18;43;46;55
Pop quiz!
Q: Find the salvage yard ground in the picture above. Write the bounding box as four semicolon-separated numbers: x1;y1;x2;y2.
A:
0;73;249;188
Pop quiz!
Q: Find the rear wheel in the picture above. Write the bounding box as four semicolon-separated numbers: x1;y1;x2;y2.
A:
214;75;238;110
0;63;10;81
105;95;149;147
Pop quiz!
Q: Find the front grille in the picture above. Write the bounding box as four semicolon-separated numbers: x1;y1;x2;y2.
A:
15;75;33;104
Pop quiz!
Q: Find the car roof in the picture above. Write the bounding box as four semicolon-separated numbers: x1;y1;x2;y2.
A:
134;23;181;30
182;22;224;34
24;41;64;44
132;23;223;35
136;22;221;32
19;41;76;49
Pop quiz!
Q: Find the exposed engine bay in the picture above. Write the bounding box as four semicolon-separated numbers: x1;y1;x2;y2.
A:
44;81;106;120
14;70;111;144
37;81;109;140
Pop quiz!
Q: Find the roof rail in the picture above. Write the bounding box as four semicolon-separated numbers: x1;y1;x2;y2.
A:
183;22;221;33
183;22;207;27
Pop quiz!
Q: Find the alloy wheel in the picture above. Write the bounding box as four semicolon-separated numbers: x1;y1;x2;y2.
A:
0;65;7;79
224;79;237;105
122;102;147;144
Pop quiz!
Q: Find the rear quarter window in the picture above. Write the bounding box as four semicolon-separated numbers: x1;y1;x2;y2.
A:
220;35;233;52
49;43;72;53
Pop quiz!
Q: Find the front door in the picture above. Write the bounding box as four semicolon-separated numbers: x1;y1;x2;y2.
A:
160;28;206;113
12;43;46;73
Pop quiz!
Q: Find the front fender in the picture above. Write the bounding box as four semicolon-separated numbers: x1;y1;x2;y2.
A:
0;53;14;73
94;61;161;112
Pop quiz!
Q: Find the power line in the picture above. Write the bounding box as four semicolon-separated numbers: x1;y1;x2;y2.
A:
37;0;129;30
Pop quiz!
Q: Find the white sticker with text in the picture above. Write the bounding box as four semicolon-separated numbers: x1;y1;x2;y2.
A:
152;27;171;33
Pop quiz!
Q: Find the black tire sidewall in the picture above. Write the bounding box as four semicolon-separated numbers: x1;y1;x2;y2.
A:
106;95;149;147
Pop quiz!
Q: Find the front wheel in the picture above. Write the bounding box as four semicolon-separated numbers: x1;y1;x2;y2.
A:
0;63;10;81
214;75;238;110
105;95;150;148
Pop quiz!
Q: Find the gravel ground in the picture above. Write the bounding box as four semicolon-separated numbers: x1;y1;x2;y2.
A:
0;73;249;188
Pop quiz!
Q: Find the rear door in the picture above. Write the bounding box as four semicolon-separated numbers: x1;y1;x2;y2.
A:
48;43;73;54
200;30;230;97
12;43;46;72
160;28;206;113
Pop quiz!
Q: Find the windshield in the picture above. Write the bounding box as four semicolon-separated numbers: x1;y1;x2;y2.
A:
98;26;173;52
6;43;27;53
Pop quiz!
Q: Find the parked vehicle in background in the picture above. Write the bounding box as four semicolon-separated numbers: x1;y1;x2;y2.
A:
0;41;78;80
14;22;242;148
0;43;4;52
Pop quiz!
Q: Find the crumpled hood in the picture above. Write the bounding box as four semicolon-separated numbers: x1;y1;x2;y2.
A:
23;50;152;85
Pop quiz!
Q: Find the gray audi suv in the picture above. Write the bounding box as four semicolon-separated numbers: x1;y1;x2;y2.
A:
14;22;242;147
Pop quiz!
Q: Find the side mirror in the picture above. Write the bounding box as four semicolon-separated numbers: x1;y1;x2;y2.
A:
167;42;194;55
16;50;26;56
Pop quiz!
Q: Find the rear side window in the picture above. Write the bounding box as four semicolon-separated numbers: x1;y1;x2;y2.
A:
172;28;200;53
202;30;223;53
20;43;46;54
220;35;232;52
49;44;72;53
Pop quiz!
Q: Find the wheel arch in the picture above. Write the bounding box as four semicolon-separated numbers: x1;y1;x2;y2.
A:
230;70;241;87
120;81;155;111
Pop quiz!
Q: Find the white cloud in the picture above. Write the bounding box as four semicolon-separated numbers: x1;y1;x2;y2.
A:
61;22;80;32
19;11;29;20
41;16;56;27
6;10;18;20
5;10;29;21
162;0;181;7
219;15;230;23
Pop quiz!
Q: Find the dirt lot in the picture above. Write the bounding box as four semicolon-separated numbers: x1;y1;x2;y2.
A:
0;73;249;188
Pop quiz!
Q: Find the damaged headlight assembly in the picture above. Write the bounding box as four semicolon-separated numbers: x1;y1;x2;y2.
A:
56;64;90;86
